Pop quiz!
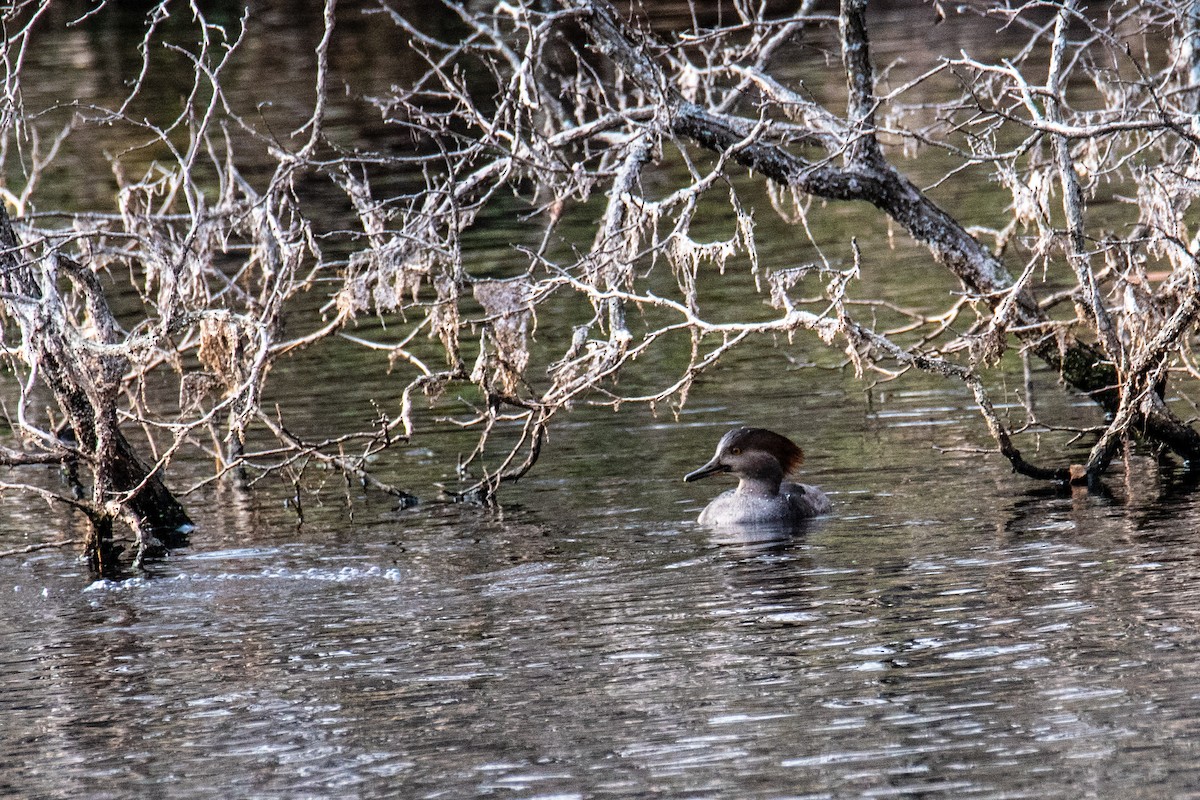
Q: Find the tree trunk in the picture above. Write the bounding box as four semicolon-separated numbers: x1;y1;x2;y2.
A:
0;205;192;574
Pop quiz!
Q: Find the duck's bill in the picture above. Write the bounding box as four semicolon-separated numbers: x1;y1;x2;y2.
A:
684;461;729;482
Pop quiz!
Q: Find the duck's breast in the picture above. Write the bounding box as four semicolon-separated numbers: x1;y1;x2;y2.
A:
698;490;795;526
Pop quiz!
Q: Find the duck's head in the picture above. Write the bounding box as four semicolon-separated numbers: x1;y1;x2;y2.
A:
683;427;804;484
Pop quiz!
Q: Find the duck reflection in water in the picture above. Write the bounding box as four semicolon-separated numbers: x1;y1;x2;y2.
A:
685;427;831;539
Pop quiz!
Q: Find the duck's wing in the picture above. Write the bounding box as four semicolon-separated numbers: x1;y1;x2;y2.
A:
783;482;832;517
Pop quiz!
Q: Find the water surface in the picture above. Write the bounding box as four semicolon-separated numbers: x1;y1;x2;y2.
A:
6;374;1200;797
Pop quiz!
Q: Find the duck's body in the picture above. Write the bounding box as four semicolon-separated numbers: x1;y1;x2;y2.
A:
696;480;831;527
685;427;831;528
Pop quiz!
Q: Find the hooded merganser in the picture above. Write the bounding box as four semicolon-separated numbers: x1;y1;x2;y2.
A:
684;427;831;527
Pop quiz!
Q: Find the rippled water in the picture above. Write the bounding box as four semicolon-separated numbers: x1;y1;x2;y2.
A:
7;1;1200;798
6;385;1200;797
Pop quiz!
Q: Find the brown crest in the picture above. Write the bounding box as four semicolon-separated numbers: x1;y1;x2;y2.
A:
727;428;805;476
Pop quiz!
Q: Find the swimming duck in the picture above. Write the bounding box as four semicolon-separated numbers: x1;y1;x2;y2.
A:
684;427;831;527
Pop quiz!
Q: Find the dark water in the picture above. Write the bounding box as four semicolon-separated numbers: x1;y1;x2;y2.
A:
5;2;1200;798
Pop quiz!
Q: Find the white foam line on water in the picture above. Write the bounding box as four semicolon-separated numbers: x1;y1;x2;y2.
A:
83;564;408;593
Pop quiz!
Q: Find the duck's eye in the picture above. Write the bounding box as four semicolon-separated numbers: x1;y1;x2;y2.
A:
730;447;741;455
